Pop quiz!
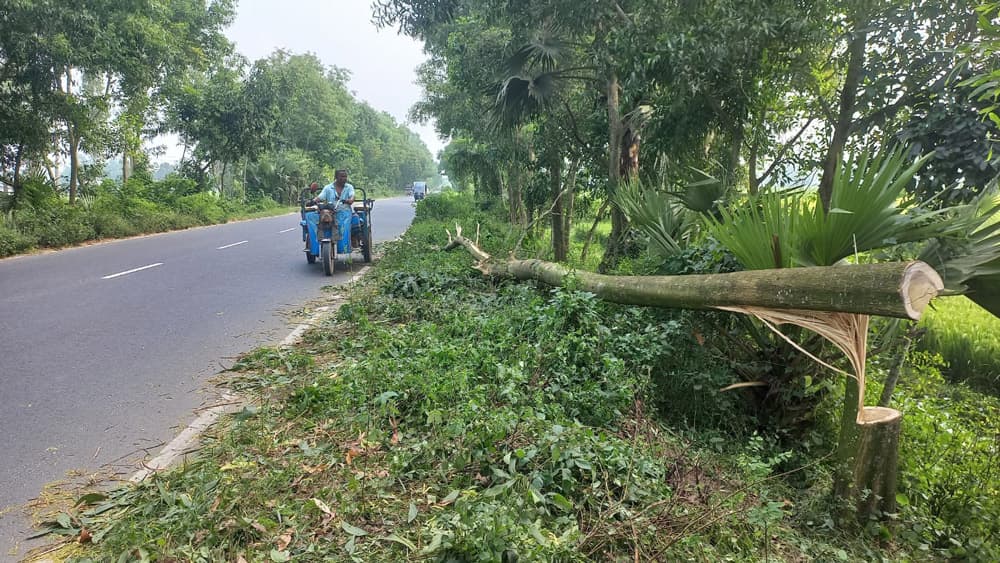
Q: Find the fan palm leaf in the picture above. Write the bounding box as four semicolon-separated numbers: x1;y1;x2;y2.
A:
797;148;940;266
919;183;1000;316
708;147;948;270
613;178;693;259
705;190;808;269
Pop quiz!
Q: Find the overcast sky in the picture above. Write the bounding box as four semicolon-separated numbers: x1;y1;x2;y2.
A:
225;0;443;158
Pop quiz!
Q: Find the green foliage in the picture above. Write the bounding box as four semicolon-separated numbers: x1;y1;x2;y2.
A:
412;191;478;223
707;148;946;269
612;178;695;260
0;173;291;256
175;192;227;224
0;217;34;257
918;296;1000;393
889;351;1000;560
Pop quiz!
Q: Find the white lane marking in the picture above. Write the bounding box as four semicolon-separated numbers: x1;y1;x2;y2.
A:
217;240;249;250
278;227;296;233
102;262;163;279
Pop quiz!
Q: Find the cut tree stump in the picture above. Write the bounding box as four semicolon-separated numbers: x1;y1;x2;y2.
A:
849;406;903;520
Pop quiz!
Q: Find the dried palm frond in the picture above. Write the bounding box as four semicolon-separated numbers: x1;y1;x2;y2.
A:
720;307;870;422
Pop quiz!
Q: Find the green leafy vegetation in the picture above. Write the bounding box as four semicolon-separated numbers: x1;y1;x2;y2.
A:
0;176;284;257
918;297;1000;392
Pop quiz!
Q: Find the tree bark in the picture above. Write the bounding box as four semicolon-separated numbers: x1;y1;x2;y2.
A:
550;153;566;262
445;232;943;320
68;124;80;204
728;125;744;190
563;158;578;258
842;407;903;522
507;163;527;228
123;152;131;185
819;16;867;212
599;72;626;273
878;323;919;407
12;142;24;198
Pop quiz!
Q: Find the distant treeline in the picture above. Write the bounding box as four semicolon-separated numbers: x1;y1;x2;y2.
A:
0;2;436;208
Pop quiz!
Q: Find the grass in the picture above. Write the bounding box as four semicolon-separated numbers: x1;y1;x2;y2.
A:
918;295;1000;393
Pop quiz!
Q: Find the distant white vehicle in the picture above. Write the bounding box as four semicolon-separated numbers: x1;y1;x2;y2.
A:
412;181;427;201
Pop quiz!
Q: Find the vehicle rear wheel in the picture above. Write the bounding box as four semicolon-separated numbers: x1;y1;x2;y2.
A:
321;241;333;275
362;223;372;263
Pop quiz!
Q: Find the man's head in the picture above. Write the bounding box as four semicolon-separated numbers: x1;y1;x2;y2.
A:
334;169;348;186
309;182;319;192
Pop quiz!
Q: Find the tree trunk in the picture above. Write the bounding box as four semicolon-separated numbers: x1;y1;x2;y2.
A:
507;163;527;228
550;153;566;262
122;152;131;185
833;372;862;508
728;125;744;190
841;407;903;522
563;159;578;258
878;323;918;407
599;72;626;273
445;232;943;320
12;142;24;198
819;16;867;212
68;125;80;204
748;135;760;196
580;200;609;264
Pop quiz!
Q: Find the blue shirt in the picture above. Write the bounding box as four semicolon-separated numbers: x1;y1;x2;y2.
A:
317;182;355;207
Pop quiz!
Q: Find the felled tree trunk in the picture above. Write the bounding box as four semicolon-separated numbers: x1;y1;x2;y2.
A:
446;228;943;319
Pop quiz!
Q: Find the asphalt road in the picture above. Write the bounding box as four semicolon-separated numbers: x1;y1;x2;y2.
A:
0;196;416;559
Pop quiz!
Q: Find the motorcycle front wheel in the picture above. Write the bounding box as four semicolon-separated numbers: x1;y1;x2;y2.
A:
321;240;333;276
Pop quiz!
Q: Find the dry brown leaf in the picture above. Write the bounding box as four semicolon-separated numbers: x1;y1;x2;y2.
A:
237;555;248;563
276;530;294;551
251;522;267;535
312;497;336;525
693;329;705;346
301;463;327;474
390;417;400;445
77;527;92;544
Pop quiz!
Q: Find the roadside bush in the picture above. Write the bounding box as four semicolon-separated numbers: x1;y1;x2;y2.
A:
175;192;226;224
12;203;96;247
148;175;200;205
413;191;477;222
87;210;137;239
0;221;34;256
245;194;281;213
